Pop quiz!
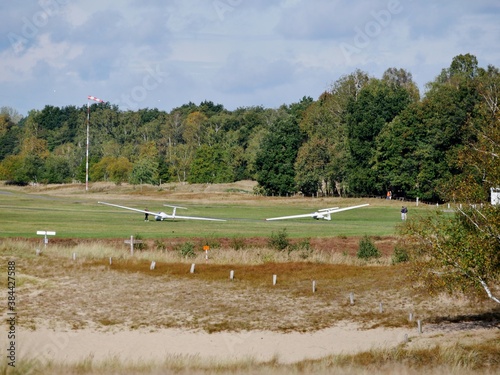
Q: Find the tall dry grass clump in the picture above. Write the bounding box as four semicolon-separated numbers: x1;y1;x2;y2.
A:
0;238;392;266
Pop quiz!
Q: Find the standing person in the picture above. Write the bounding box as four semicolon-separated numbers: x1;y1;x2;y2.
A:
401;206;408;221
144;208;149;222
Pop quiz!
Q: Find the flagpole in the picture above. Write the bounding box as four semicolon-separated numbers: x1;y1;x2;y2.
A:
86;100;90;191
85;95;105;191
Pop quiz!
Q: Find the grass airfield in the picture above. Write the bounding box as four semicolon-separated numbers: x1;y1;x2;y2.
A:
0;181;499;375
0;181;410;239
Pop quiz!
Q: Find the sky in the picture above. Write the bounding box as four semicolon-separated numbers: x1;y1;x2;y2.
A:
1;0;500;117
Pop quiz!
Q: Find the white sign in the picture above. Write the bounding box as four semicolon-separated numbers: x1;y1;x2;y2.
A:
36;230;56;248
491;188;500;205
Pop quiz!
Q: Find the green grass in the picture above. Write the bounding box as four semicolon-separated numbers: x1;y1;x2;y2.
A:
0;187;435;239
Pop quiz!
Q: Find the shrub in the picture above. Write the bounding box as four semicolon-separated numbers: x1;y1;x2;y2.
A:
392;245;409;264
230;236;246;251
133;234;147;250
357;235;380;259
268;228;290;252
177;242;196;258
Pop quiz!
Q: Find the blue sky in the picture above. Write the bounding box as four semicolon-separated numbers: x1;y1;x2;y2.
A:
1;0;499;116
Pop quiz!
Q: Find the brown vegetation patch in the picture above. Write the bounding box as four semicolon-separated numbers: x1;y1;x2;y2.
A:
8;241;497;335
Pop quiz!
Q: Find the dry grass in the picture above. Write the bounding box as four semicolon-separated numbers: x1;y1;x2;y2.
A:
2;239;497;335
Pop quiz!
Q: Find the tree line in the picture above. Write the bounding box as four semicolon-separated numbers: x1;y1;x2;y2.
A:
0;53;498;203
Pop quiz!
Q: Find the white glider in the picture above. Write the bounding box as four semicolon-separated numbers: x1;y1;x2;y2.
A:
98;201;226;222
266;204;369;221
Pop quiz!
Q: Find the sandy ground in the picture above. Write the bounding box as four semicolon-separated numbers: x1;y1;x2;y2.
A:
7;323;497;366
10;324;413;365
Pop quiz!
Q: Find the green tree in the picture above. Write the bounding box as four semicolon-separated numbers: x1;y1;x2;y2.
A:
401;61;500;303
346;78;412;196
294;136;330;196
41;155;72;183
108;156;133;185
0;113;21;161
91;156;114;182
401;209;499;303
170;144;193;182
0;155;23;183
129;157;159;185
255;115;303;196
376;55;482;201
188;145;234;183
183;111;207;146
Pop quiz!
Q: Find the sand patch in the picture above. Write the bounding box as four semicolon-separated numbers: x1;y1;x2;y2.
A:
13;323;411;364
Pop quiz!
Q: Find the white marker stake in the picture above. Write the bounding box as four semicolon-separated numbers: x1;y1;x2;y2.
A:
150;261;156;270
230;270;234;280
109;257;112;265
349;292;355;305
312;280;316;293
379;302;383;313
72;252;76;261
273;275;277;285
190;264;196;274
417;320;422;334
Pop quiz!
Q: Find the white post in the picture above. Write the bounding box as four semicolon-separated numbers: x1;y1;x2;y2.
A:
109;257;112;265
417;320;422;334
190;263;195;274
130;235;134;255
72;252;76;261
379;302;383;313
409;312;413;322
416;197;419;206
312;280;316;293
349;292;354;305
230;270;234;280
150;261;156;270
273;275;277;285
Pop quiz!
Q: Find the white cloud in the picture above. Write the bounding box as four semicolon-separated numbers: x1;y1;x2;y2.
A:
0;0;499;115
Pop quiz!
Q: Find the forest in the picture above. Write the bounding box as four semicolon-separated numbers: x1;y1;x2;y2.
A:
1;53;499;203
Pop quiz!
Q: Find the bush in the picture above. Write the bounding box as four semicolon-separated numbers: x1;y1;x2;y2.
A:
268;228;290;252
177;242;196;258
392;245;409;264
230;236;246;251
357;235;380;259
133;234;147;251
